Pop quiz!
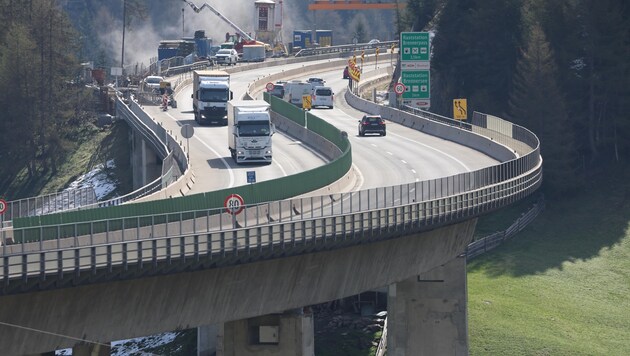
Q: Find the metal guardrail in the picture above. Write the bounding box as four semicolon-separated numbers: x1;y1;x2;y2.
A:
467;197;546;260
0;187;97;222
294;41;398;57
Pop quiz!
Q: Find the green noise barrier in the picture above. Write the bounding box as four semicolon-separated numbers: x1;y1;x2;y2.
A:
12;93;352;242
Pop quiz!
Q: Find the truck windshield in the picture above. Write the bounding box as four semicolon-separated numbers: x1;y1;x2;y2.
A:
238;121;270;136
200;89;228;102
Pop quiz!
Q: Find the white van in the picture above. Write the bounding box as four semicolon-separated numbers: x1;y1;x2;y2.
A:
284;81;313;107
311;86;334;109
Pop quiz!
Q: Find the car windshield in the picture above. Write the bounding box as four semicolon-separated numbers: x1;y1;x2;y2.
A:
217;49;232;55
365;117;382;124
146;77;162;84
271;86;284;95
238;121;270;136
200;88;229;101
315;88;332;96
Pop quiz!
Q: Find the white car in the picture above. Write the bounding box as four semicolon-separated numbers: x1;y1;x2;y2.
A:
368;39;380;48
215;49;238;66
311;86;334;109
143;75;163;92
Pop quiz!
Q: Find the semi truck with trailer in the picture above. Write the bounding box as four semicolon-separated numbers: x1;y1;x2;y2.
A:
227;100;274;164
192;70;232;125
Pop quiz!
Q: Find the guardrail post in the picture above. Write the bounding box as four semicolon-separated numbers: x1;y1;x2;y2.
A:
152;240;157;269
74;249;80;280
4;256;10;287
107;245;112;273
193;235;199;262
91;247;96;275
57;250;63;281
122;243;128;271
166;238;172;265
220;232;226;257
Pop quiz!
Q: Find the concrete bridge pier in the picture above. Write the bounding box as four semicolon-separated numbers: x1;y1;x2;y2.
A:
71;343;111;356
387;255;469;356
205;308;314;356
130;130;161;190
198;324;221;356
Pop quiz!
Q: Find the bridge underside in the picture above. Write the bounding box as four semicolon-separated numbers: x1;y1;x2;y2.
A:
0;219;476;354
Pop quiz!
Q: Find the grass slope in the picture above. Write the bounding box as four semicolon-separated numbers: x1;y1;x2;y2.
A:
4;121;131;200
468;166;630;355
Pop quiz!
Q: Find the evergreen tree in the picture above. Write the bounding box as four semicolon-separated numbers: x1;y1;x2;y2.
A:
535;0;630;165
431;0;522;116
403;0;439;31
508;20;580;195
0;23;40;179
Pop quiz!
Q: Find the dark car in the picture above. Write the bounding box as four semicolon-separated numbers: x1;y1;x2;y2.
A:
307;77;325;86
270;83;285;98
358;115;386;136
343;66;350;79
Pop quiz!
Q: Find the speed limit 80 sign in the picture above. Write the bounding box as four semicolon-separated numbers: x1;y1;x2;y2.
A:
224;194;245;215
0;198;7;215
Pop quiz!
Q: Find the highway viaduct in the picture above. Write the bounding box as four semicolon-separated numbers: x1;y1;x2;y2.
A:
0;54;542;355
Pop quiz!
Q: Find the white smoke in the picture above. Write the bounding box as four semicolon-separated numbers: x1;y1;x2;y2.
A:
95;0;263;70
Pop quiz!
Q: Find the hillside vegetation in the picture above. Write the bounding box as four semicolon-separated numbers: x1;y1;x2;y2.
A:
469;166;630;355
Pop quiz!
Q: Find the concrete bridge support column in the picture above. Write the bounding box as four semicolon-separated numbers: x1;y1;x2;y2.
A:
387;255;469;356
130;130;161;190
221;308;314;356
198;323;222;356
72;342;111;356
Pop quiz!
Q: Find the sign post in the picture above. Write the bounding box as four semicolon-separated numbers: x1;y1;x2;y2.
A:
401;70;430;108
111;67;123;88
400;32;431;109
302;95;311;128
224;193;245;228
180;124;194;160
453;99;468;121
246;171;256;184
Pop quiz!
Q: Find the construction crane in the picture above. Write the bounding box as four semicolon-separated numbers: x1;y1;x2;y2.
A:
182;0;264;52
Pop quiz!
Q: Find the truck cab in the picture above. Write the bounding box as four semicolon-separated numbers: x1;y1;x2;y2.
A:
227;100;275;164
192;70;233;125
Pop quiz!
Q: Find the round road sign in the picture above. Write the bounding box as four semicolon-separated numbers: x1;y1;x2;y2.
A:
181;124;194;139
265;82;274;92
224;194;245;215
0;199;7;215
394;83;406;95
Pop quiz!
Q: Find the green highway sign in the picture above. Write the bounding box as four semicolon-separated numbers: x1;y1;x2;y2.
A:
401;70;430;100
400;32;430;62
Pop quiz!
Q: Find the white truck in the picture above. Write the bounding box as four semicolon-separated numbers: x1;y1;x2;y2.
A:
283;80;313;107
227;100;274;164
192;70;232;125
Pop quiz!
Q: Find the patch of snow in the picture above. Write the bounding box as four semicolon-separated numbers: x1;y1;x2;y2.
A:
55;331;179;355
65;159;118;201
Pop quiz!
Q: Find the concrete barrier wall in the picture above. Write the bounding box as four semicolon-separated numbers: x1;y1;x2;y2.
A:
344;90;517;162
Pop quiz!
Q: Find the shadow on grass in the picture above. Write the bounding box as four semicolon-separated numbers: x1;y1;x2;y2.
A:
469;165;629;277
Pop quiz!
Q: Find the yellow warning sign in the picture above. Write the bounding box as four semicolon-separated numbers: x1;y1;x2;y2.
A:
453;98;467;120
302;95;312;110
